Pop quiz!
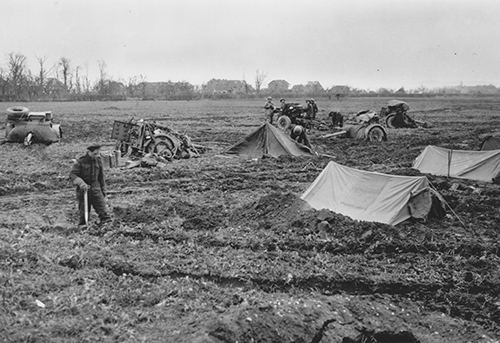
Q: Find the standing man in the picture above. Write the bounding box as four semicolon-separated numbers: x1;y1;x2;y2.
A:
69;144;111;227
304;99;313;119
309;98;318;119
264;97;275;123
279;98;286;110
279;98;288;116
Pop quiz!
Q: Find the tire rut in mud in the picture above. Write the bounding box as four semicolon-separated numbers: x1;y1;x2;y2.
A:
105;224;499;260
57;248;499;336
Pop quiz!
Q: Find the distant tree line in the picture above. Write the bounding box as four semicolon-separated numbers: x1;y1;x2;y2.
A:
1;53;499;102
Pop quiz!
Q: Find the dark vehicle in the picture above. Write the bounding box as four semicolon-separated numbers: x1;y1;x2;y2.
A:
4;107;62;145
380;100;429;128
328;111;344;128
276;101;329;131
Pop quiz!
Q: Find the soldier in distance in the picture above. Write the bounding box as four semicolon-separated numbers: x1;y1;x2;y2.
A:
279;98;287;110
279;98;294;117
309;98;318;119
264;97;275;123
69;144;111;228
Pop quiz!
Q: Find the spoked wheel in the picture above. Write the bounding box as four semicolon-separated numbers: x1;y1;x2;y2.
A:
385;114;396;128
277;116;292;131
24;132;33;146
152;137;175;160
367;126;386;142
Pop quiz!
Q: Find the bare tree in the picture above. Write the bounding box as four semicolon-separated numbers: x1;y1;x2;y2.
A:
127;74;146;98
25;70;37;99
138;74;147;98
98;60;106;82
36;56;48;95
7;53;28;100
74;66;82;94
97;59;107;95
0;67;8;98
59;57;71;90
82;63;91;94
255;69;267;95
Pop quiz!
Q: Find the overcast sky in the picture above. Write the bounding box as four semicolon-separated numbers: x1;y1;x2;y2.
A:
1;0;499;90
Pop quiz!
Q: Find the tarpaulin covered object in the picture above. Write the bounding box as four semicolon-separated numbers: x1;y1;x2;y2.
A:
6;123;60;144
387;100;409;111
413;145;500;183
301;161;443;225
226;122;314;158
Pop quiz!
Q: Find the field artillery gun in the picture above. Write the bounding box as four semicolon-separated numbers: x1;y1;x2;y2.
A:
275;101;330;132
380;100;429;128
111;119;201;160
3;106;62;145
321;110;387;142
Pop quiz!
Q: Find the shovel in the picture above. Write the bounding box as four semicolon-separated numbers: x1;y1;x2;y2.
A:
83;189;89;225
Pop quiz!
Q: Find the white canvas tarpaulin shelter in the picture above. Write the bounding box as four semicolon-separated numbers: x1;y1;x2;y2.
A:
301;161;444;225
413;145;500;183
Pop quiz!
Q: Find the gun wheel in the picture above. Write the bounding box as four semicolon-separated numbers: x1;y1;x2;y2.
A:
152;137;175;160
367;126;386;142
385;114;396;128
277;116;292;131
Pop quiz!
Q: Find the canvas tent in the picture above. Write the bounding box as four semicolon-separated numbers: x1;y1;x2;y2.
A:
480;135;500;151
301;161;444;225
413;145;500;183
226;122;314;158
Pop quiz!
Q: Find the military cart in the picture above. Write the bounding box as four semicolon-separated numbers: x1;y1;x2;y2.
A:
111;119;200;160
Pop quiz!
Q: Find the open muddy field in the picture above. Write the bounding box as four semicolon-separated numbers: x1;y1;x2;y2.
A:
0;97;499;342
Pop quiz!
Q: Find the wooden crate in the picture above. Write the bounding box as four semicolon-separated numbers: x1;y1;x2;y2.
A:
100;150;120;169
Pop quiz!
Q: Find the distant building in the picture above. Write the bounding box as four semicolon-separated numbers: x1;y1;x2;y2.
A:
328;85;350;99
131;81;196;100
202;79;253;96
303;81;325;96
267;80;290;95
290;84;305;95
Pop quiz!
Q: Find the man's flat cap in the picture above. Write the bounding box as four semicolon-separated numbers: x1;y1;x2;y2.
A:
87;144;102;151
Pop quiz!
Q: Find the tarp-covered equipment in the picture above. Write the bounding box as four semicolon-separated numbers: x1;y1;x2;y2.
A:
301;161;445;225
5;107;61;145
387;100;410;111
413;145;500;183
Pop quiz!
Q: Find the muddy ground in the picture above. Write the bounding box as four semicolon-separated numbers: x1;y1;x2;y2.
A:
0;97;499;342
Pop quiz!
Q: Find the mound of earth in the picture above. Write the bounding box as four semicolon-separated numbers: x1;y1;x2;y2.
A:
231;192;311;229
231;191;394;239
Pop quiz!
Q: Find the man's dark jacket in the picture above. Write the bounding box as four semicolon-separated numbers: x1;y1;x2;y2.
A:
69;154;106;195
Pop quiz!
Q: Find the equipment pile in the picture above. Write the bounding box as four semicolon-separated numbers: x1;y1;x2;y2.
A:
111;119;206;167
